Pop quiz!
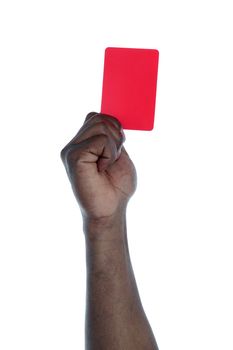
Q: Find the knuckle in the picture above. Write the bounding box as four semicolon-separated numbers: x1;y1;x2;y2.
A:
90;121;109;135
110;116;122;129
97;121;109;134
60;144;78;163
100;113;122;129
60;146;68;161
84;113;122;132
85;111;98;122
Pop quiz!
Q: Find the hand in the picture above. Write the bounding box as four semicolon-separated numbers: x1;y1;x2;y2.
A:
60;112;137;221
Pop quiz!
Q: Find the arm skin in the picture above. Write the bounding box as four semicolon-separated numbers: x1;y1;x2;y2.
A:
60;112;159;350
84;212;159;350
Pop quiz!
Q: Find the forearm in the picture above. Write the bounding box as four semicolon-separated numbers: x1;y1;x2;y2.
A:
83;211;159;350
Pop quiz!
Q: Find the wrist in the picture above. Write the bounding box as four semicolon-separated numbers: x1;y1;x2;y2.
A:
83;210;130;276
83;209;127;243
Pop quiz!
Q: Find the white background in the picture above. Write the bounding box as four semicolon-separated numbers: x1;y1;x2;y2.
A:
0;1;233;349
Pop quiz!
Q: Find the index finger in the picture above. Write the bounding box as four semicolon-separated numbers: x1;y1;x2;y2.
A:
84;112;123;131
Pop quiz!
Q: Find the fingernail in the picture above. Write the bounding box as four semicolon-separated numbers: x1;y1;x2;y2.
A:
119;129;126;141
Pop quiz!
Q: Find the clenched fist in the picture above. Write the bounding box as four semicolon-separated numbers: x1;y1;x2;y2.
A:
60;112;137;221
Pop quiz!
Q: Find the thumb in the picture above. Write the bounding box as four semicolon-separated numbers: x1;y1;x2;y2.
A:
96;134;119;172
62;134;118;173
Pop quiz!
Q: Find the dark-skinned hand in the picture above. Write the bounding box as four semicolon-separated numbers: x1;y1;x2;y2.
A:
60;112;137;221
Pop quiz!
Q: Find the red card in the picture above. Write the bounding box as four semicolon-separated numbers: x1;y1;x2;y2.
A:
100;47;159;130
